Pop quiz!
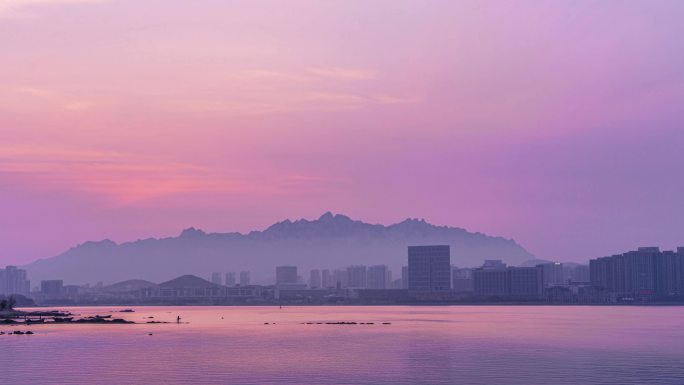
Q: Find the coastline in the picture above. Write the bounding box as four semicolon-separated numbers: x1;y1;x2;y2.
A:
17;302;684;308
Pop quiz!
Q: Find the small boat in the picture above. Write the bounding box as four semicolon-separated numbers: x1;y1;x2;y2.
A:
52;317;74;323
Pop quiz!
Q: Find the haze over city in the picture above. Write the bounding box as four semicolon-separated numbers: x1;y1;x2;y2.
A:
3;0;684;266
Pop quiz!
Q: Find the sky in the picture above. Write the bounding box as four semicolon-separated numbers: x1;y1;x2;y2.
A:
1;0;683;265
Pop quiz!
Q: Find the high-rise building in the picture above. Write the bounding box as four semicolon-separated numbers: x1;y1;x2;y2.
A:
509;266;544;298
392;278;403;289
239;271;250;286
452;267;474;292
590;247;684;299
211;272;222;285
590;257;611;291
225;272;236;286
576;265;590;282
321;269;332;288
540;263;564;287
401;266;409;289
41;280;64;298
367;265;388;289
655;250;683;297
473;264;543;299
309;269;321;288
564;264;590;283
473;268;509;296
347;265;367;288
276;266;298;285
408;245;451;292
333;269;347;289
0;266;30;296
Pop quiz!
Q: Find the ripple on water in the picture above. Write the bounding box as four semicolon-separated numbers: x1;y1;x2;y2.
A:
5;306;684;384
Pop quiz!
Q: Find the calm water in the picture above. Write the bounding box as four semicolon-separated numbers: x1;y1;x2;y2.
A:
5;306;684;384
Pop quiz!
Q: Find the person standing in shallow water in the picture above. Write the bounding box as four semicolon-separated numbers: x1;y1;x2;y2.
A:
177;315;181;324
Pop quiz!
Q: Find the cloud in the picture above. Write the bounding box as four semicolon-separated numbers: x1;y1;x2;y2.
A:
306;67;376;80
0;144;358;206
0;145;251;204
228;70;310;83
0;0;105;18
174;89;419;115
370;94;421;105
170;67;419;115
0;86;94;112
0;66;414;116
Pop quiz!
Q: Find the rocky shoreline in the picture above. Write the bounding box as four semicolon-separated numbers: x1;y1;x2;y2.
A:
0;310;134;325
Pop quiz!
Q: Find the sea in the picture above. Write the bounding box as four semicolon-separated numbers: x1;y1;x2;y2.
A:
5;306;684;384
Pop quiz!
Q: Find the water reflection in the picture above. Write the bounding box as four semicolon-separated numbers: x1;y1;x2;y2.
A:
5;306;684;384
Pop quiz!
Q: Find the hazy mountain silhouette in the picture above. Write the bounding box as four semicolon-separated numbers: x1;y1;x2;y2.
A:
519;259;554;267
158;275;219;288
103;279;157;293
23;212;533;285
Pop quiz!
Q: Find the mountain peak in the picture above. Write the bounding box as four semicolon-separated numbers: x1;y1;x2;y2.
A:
263;212;361;237
395;217;432;228
402;217;427;224
317;212;352;222
180;227;206;238
76;239;117;250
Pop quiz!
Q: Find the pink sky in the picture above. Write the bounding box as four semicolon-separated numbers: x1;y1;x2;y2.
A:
2;0;684;264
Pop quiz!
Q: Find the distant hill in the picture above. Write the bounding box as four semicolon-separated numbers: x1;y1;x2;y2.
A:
519;259;553;267
158;275;219;288
103;279;157;293
23;212;533;285
518;259;587;268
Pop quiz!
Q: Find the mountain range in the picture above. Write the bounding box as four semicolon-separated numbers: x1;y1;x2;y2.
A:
23;212;533;285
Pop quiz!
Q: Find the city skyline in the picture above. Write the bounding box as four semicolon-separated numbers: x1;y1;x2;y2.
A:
7;244;683;305
3;1;684;266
